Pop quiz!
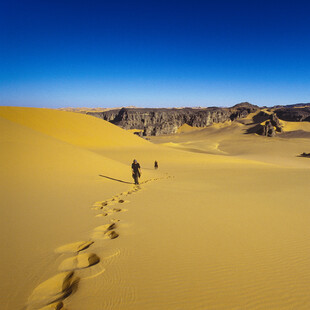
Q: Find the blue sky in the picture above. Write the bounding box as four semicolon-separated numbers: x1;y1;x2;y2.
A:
1;0;310;108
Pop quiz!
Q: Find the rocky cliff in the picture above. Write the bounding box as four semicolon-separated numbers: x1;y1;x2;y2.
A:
274;107;310;122
87;102;258;136
84;102;310;136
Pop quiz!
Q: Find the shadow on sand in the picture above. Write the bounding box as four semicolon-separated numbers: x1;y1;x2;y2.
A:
99;175;133;184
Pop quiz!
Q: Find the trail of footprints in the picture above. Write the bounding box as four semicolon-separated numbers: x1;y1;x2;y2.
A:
26;184;143;310
26;176;172;310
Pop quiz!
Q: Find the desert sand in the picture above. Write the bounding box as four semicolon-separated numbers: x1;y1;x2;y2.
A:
1;107;310;309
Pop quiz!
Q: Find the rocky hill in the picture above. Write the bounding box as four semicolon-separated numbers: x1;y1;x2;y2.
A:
274;106;310;122
82;102;310;136
86;102;259;136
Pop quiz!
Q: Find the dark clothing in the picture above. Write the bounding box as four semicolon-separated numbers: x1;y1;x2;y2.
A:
132;162;140;174
132;173;139;185
132;162;141;184
154;161;158;169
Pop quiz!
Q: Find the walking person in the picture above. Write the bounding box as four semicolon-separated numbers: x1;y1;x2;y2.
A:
154;160;158;169
131;159;141;185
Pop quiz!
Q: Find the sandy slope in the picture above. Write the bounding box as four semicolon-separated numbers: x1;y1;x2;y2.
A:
0;107;155;310
1;107;310;310
151;119;310;167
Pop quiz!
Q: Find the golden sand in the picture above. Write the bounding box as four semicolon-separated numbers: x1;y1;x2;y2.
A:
1;107;310;309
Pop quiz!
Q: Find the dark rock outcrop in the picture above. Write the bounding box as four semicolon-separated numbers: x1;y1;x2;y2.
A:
259;120;276;137
83;102;310;137
274;107;310;122
86;104;258;136
247;112;283;137
229;102;259;120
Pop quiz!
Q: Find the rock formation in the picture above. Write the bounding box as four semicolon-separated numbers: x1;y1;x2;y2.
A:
274;106;310;122
86;103;258;136
229;102;259;120
82;102;310;136
247;112;283;137
260;120;277;137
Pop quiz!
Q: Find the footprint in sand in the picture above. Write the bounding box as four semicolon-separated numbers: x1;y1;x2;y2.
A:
55;241;94;254
91;206;102;211
112;207;127;213
95;204;127;217
94;223;116;232
38;301;64;309
110;195;122;201
113;208;122;212
118;199;130;204
92;223;119;239
58;253;100;271
92;199;118;210
92;201;104;207
92;230;119;240
95;212;109;217
104;230;119;239
27;271;77;309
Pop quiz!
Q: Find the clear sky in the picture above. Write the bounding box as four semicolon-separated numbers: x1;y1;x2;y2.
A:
1;0;310;108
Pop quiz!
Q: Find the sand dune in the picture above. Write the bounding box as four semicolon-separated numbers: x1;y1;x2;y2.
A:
1;107;310;309
0;107;148;149
0;107;155;309
151;116;310;167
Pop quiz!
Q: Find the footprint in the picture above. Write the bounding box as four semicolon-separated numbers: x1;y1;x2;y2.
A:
105;231;119;239
92;223;119;239
59;253;100;271
92;200;115;209
38;301;64;310
94;223;116;232
91;206;102;211
92;201;104;207
106;199;117;206
113;208;127;213
27;271;75;309
118;199;129;204
92;230;118;240
111;195;121;201
95;213;108;217
55;241;94;254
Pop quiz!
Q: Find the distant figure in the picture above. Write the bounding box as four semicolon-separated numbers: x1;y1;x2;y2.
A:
131;159;141;185
154;160;158;169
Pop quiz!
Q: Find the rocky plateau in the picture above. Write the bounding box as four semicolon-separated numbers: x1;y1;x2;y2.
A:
78;102;310;137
